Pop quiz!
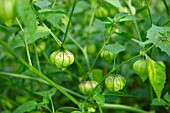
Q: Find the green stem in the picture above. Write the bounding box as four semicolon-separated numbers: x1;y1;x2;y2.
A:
98;104;103;113
89;25;115;73
52;0;56;8
57;25;91;71
63;1;77;45
15;17;32;66
0;39;79;105
49;96;55;113
34;43;41;72
0;71;86;100
146;1;153;26
101;103;150;113
42;23;62;47
127;0;142;41
162;0;169;15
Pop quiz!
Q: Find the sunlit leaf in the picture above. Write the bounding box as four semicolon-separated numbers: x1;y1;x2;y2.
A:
148;58;166;101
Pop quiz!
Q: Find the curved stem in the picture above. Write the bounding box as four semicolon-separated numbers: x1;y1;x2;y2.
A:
0;39;79;105
101;103;151;113
146;1;152;26
98;104;103;113
42;23;62;47
63;1;77;45
126;0;142;41
162;0;169;15
15;17;32;66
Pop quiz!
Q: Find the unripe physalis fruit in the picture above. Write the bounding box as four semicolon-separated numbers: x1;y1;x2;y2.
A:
86;44;96;54
100;49;115;63
79;80;98;95
105;74;126;91
29;42;46;54
133;59;148;81
50;50;74;71
36;41;46;54
0;0;16;26
95;6;109;18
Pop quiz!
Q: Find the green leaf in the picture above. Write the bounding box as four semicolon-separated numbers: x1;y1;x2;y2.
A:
146;24;170;57
34;0;52;9
104;0;121;8
93;19;105;32
148;58;166;101
45;13;63;27
102;89;136;97
13;101;37;113
93;94;105;105
151;98;167;106
91;69;103;83
131;39;152;47
114;13;128;22
119;15;136;22
12;26;50;49
164;92;170;102
34;88;56;97
16;0;37;35
105;43;125;54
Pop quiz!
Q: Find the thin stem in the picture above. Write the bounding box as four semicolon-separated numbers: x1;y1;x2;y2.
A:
0;71;86;99
42;105;53;113
101;103;150;113
127;0;142;41
49;96;55;113
162;0;169;15
63;1;77;45
145;38;162;52
56;25;91;71
34;43;41;72
52;0;56;8
42;23;62;47
15;17;32;66
98;104;103;113
0;39;79;105
43;51;51;63
88;1;98;33
146;1;153;26
89;25;115;73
